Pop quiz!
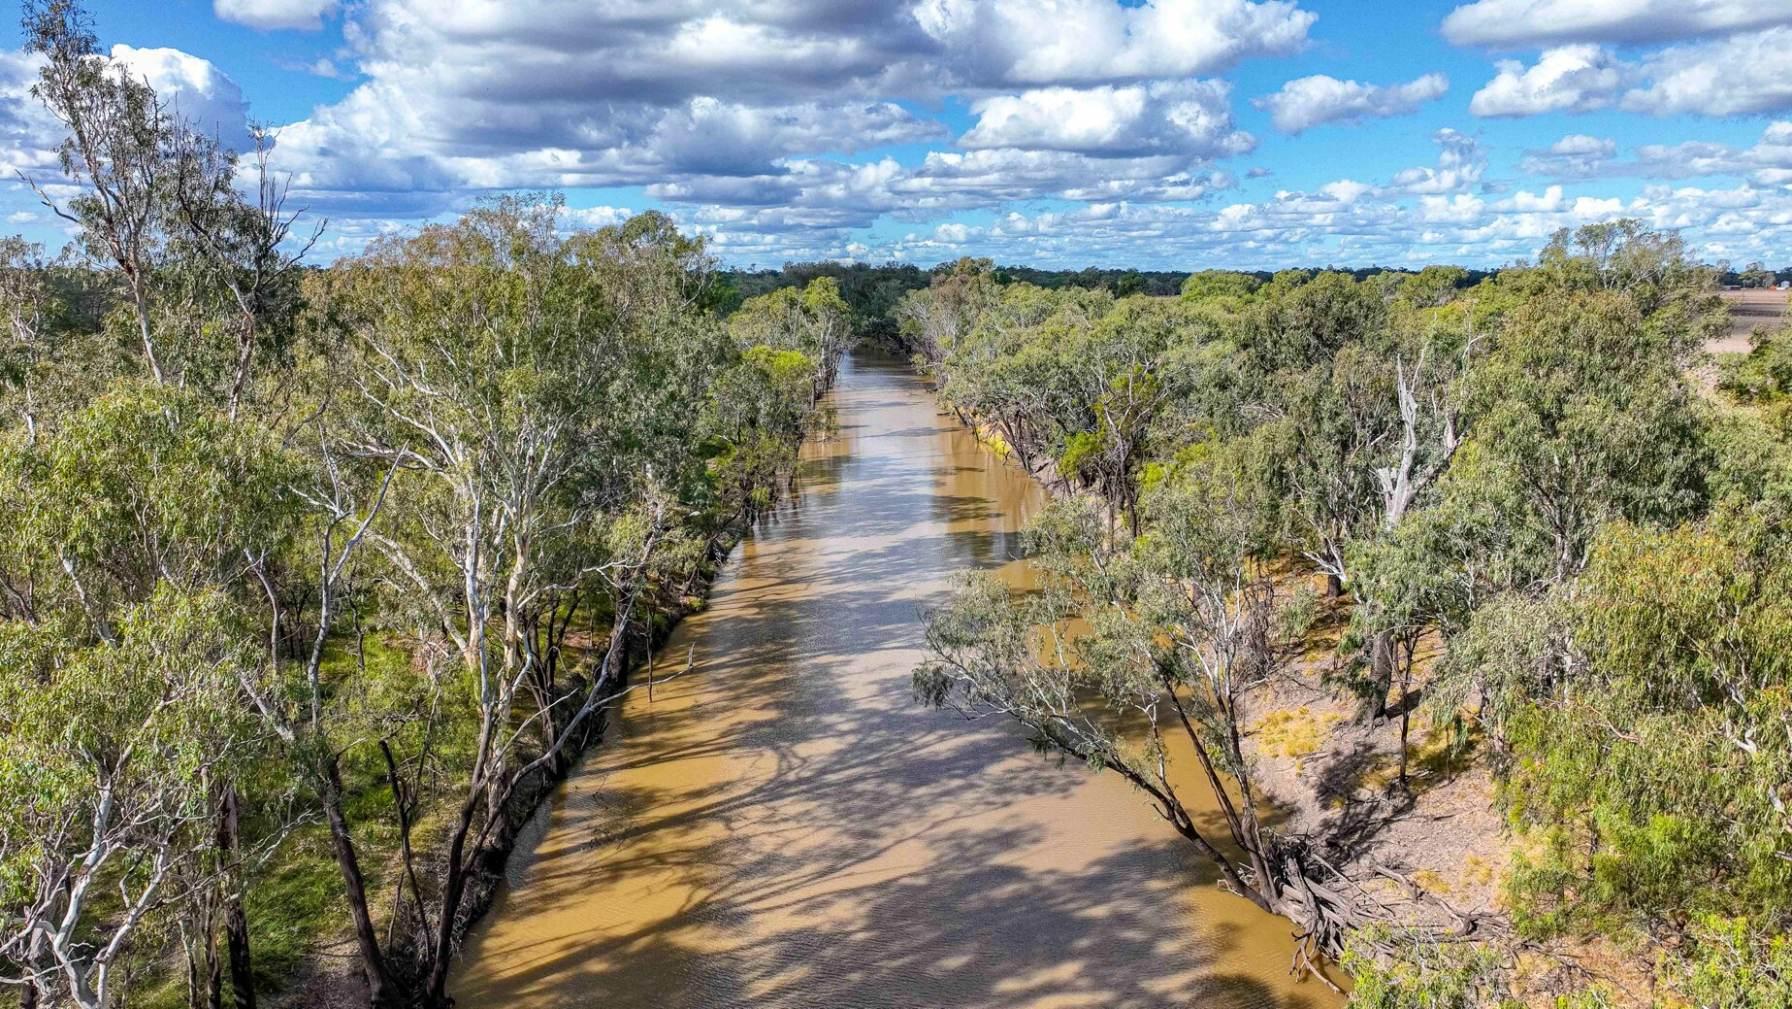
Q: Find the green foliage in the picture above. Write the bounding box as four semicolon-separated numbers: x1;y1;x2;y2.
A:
0;585;258;1004
1450;290;1713;585
1275;583;1324;642
1718;324;1792;405
1429;591;1564;749
722;261;931;340
1243;269;1386;373
1342;931;1516;1009
1500;511;1792;937
1396;266;1471;309
705;344;816;516
0;55;1780;1002
919;456;1301;913
1737;262;1776;289
911;283;1222;532
1673;915;1792;1009
1180;269;1261;303
1704;409;1792;508
728;276;853;386
10;381;298;607
906;220;1782;990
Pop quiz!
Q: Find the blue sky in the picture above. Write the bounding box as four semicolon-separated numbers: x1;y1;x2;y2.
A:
2;0;1790;269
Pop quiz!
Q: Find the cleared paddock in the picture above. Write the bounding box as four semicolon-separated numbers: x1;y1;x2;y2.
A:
1713;289;1790;354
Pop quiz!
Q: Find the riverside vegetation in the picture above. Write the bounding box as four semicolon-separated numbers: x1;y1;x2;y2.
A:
2;2;1790;1007
0;4;847;1007
903;247;1792;1007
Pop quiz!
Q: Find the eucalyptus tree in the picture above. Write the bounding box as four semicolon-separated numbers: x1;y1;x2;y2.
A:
0;587;258;1009
1;6;325;996
727;276;853;396
166;129;319;420
1179;268;1261;307
928;283;1109;477
21;0;312;414
1252;274;1468;587
704;345;816;526
895;257;1000;375
922;287;1208;532
0;238;63;445
1;380;297;642
302;198;732;1008
917;457;1469;982
1482;510;1792;954
1422;222;1721;600
1051;296;1207;535
1193;274;1474;718
0;383;294;1009
21;0;177;383
918;477;1287;909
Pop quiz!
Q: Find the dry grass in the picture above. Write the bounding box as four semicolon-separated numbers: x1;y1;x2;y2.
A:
1252;705;1343;769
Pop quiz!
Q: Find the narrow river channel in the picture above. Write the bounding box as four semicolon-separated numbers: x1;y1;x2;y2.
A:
452;352;1335;1009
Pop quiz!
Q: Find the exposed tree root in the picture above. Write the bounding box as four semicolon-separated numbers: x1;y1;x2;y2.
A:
1268;837;1500;988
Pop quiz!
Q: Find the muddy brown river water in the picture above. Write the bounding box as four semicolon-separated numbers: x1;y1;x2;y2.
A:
452;352;1336;1009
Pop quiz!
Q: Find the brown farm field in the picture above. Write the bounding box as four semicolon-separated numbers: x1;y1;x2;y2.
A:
1713;288;1790;354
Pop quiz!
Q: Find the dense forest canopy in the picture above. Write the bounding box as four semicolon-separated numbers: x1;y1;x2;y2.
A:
2;3;1791;1009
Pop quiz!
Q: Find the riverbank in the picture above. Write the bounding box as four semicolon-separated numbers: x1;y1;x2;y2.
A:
1236;603;1510;924
1232;592;1671;1006
265;522;752;1009
257;360;832;1009
918;368;1536;997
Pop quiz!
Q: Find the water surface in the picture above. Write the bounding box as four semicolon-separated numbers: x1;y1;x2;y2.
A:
453;352;1334;1009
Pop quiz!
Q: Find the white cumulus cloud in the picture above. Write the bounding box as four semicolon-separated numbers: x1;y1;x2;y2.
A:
1622;28;1792;116
1468;45;1624;116
913;0;1315;85
12;0;1789;270
1255;72;1448;134
1469;30;1792;119
0;44;255;185
1389;128;1486;194
1441;0;1792;47
260;0;1319;218
112;45;254;149
1520;134;1618;176
961;80;1254;158
1519;121;1792;183
214;0;336;31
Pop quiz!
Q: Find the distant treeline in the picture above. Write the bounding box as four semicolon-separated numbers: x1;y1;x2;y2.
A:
1719;264;1792;287
719;260;1501;343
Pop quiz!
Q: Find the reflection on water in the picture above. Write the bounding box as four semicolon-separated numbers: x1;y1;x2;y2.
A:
451;352;1336;1009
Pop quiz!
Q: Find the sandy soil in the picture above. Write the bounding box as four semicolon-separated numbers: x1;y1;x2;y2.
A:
269;940;369;1009
1234;592;1681;1006
1239;593;1510;924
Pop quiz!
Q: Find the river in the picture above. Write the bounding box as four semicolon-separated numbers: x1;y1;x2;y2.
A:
452;351;1334;1009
